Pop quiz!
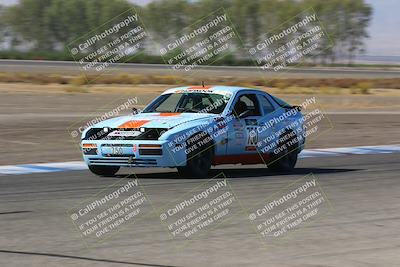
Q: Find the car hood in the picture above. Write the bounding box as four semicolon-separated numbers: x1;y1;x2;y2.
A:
93;112;217;129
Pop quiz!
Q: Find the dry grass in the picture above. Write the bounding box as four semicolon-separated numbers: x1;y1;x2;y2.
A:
0;73;69;84
0;72;399;95
64;86;89;93
353;81;372;94
69;75;89;86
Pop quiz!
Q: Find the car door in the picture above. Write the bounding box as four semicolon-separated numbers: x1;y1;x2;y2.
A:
226;93;263;155
255;93;280;155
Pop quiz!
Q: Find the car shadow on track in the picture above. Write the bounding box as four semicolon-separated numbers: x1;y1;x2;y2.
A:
115;167;360;180
210;167;360;179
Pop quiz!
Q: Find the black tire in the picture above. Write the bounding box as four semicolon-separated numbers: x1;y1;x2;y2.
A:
88;165;120;177
177;133;213;178
267;131;299;172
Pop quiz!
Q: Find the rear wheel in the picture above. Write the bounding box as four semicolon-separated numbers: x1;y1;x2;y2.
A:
267;131;299;172
177;133;213;178
88;165;120;177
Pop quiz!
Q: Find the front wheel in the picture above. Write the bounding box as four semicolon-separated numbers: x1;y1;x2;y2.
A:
177;133;213;178
88;165;120;177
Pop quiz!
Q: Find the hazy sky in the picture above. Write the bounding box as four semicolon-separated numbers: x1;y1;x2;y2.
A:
0;0;398;56
364;0;399;56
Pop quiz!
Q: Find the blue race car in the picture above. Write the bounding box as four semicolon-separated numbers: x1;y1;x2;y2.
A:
81;86;305;178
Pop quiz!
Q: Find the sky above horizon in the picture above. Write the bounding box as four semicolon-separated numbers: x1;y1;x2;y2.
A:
364;0;399;56
0;0;398;56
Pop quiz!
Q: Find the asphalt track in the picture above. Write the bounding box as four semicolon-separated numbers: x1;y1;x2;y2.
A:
0;152;399;267
1;59;400;78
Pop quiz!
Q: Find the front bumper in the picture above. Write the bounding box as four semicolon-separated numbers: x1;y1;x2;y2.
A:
81;140;186;168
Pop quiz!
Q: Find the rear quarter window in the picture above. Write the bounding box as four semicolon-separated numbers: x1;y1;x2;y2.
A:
270;95;292;108
259;95;275;114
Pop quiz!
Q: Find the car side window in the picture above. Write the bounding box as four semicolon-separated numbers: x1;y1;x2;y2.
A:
259;95;275;115
233;94;261;117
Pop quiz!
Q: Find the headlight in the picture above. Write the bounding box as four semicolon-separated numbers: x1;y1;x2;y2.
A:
140;127;146;133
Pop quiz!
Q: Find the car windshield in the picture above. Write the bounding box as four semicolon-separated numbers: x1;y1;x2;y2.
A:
143;93;230;114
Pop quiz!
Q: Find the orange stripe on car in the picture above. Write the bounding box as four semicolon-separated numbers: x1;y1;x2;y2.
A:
159;113;181;116
187;86;213;90
118;120;150;128
82;143;97;148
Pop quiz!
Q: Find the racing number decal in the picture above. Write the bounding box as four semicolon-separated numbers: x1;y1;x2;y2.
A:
247;128;258;145
246;127;258;151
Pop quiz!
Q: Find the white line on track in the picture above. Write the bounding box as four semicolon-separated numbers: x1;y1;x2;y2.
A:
0;144;399;176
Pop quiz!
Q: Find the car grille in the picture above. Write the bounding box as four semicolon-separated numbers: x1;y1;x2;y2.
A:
84;128;167;140
88;157;157;166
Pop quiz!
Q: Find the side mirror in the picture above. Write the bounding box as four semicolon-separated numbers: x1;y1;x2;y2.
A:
132;107;140;115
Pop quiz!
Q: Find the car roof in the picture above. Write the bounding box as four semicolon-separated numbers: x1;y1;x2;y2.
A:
162;85;264;95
